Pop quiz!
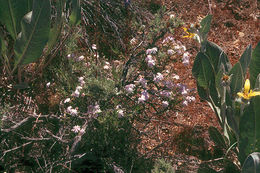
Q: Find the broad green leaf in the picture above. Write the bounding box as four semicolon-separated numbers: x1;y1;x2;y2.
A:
0;35;3;54
0;38;1;54
254;74;260;89
239;100;260;164
250;41;260;87
239;45;252;76
0;0;32;39
69;0;81;26
46;0;65;53
242;152;260;173
199;15;212;40
13;0;51;70
229;63;244;99
208;126;227;149
226;106;239;138
196;82;209;101
215;64;224;98
218;51;232;73
209;80;220;107
0;33;7;55
253;96;260;150
204;41;231;75
192;52;215;89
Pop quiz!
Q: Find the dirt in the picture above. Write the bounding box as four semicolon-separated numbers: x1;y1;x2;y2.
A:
137;0;259;172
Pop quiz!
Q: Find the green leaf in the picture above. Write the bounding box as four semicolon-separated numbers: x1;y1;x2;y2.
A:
250;41;260;88
0;35;4;54
196;82;209;101
13;0;51;70
254;74;260;89
239;45;252;76
219;51;232;73
69;0;81;26
199;15;212;41
215;65;224;97
229;63;244;99
192;52;215;89
226;106;239;138
0;0;32;39
204;41;231;75
46;0;65;53
209;80;220;107
208;126;227;149
239;100;260;164
242;152;260;173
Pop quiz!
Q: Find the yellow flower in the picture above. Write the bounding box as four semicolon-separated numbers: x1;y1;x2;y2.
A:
237;79;260;100
182;27;196;38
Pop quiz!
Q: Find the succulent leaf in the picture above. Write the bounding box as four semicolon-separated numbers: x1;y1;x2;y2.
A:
13;0;51;70
242;152;260;173
239;101;260;164
239;45;252;76
250;41;260;88
229;63;244;99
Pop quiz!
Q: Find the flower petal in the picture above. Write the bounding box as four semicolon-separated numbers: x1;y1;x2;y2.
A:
244;79;250;94
249;91;260;97
237;92;249;100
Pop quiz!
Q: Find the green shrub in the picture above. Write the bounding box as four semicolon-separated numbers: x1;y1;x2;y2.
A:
151;159;175;173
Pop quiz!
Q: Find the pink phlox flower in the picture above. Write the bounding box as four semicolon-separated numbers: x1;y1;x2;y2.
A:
78;77;84;82
76;55;85;62
138;90;149;103
67;106;78;116
67;53;75;59
182;52;191;66
160;90;172;97
164;81;174;89
145;55;153;62
167;49;174;55
154;73;164;83
182;100;188;106
138;78;147;88
146;47;158;54
92;44;97;50
147;60;155;68
64;98;71;103
177;83;189;95
173;74;180;80
162;36;175;44
71;125;81;133
162;101;169;107
125;84;135;93
117;109;124;118
88;104;102;115
186;96;196;102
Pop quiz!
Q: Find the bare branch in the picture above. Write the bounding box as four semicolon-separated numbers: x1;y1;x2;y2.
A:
1;117;31;133
45;129;69;143
69;120;89;155
21;137;51;141
0;142;32;160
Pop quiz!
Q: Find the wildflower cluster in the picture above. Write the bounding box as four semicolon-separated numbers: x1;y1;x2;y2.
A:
162;35;192;66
